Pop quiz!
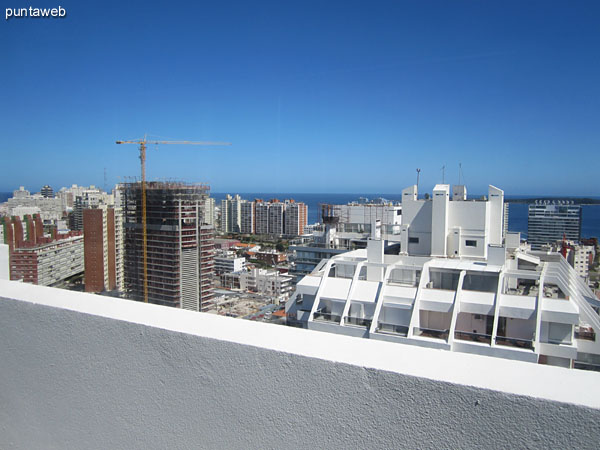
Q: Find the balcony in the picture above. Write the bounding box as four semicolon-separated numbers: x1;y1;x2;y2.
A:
575;326;596;341
454;330;492;345
495;336;534;350
1;280;600;448
376;322;409;336
344;315;372;328
313;309;341;323
413;326;450;341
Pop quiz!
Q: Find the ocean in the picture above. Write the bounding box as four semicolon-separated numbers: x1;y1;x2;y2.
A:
2;191;599;239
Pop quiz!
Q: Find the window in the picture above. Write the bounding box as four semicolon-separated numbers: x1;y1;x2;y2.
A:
409;237;419;244
465;240;477;247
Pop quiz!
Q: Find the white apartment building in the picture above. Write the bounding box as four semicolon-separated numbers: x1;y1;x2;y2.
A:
399;184;506;258
215;255;246;275
287;184;600;370
220;194;242;233
3;186;63;222
201;197;216;227
240;268;293;300
10;235;84;286
573;245;595;281
114;204;125;292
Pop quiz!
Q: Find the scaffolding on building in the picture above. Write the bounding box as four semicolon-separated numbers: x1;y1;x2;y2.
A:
121;181;215;312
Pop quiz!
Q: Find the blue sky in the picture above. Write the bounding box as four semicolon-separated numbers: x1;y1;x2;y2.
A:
1;1;599;195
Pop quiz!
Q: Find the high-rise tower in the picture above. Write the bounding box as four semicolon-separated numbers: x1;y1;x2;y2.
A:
122;182;215;311
528;202;581;249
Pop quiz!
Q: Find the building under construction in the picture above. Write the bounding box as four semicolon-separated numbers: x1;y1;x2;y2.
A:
121;181;215;312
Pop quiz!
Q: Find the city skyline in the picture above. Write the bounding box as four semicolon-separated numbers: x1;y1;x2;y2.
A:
2;1;599;195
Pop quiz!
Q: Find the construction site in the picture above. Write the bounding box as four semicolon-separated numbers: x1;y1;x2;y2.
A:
122;181;215;312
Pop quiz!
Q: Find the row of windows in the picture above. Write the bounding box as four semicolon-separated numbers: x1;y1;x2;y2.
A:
408;237;478;247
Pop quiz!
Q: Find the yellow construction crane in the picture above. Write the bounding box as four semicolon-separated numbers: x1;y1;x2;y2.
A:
116;136;230;303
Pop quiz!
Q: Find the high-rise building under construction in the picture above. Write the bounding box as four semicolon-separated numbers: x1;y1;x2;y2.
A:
121;182;215;311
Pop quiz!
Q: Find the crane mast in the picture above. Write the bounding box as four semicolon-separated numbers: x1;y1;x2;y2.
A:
116;136;230;303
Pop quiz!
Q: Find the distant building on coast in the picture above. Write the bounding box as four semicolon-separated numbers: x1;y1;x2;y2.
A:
528;201;581;250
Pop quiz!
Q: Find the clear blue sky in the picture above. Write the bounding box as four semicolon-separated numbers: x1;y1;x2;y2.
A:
1;1;599;195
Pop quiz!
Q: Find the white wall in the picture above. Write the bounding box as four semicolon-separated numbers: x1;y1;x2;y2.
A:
431;184;449;256
0;244;9;280
401;202;432;256
1;280;600;449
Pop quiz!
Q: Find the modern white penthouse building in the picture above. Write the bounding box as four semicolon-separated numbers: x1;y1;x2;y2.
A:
286;184;600;370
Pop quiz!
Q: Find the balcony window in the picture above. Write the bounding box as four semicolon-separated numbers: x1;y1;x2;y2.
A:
389;268;421;287
429;270;460;290
495;317;535;349
313;298;344;323
415;310;451;341
462;272;498;293
334;264;355;279
344;301;374;328
454;313;493;344
575;325;596;342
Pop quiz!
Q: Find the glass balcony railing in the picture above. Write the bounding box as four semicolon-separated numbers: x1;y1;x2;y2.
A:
344;316;372;328
541;338;573;345
413;327;449;340
575;328;596;341
454;330;492;344
313;310;341;323
573;361;600;372
376;322;409;336
495;336;533;349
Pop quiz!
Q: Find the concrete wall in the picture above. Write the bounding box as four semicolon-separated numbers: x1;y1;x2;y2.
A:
1;279;600;449
0;244;9;280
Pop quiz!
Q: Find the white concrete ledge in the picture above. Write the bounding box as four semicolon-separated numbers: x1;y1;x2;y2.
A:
1;279;600;449
2;280;598;408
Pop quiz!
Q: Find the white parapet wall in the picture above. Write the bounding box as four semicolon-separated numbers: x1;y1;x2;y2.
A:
1;279;599;449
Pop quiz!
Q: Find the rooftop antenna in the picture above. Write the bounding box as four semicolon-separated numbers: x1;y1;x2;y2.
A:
104;167;108;192
458;163;464;185
441;165;445;184
416;168;421;191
